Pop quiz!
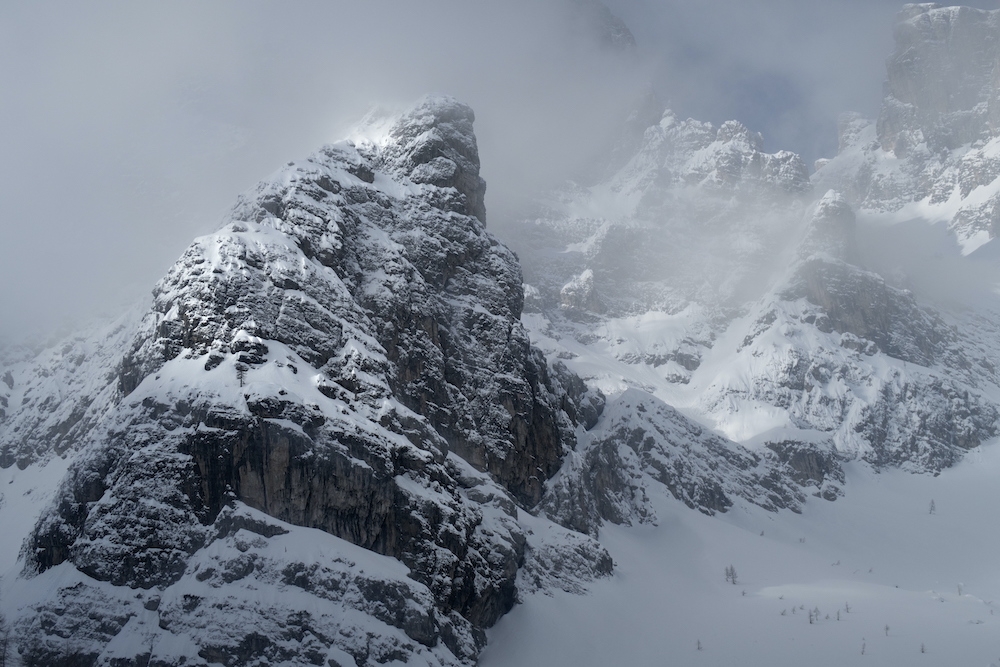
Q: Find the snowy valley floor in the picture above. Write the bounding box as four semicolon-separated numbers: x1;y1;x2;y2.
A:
482;442;1000;667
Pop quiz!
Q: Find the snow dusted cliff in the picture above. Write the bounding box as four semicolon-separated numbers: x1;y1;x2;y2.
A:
4;4;1000;667
508;24;1000;531
816;3;1000;255
1;96;609;667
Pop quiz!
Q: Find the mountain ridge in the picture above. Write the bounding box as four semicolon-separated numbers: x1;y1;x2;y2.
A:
4;3;1000;665
2;95;610;667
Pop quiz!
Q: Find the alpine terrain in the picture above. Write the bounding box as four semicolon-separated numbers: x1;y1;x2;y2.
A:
3;3;1000;666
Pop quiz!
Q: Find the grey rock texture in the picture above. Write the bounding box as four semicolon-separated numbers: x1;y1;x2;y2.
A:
780;259;955;368
534;178;1000;540
797;190;859;264
9;96;609;666
510;86;1000;536
879;4;1000;156
816;4;1000;250
541;389;809;537
20;504;484;667
698;195;1000;474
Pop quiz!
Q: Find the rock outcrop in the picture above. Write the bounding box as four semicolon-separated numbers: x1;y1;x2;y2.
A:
7;7;1000;663
7;96;609;667
816;4;1000;254
541;389;809;537
879;4;1000;156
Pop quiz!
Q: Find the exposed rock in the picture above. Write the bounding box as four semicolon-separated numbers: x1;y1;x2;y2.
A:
780;258;956;368
508;104;812;389
798;190;859;264
816;4;1000;253
19;505;480;667
879;4;1000;154
513;78;1000;533
542;390;809;536
11;96;609;666
699;220;1000;472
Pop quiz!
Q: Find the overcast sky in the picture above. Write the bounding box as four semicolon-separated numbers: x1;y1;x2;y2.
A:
1;0;998;342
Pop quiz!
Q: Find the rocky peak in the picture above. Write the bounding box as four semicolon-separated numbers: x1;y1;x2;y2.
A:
368;95;487;223
879;4;1000;154
798;190;859;263
632;112;809;195
10;97;610;666
716;120;764;151
507;105;811;330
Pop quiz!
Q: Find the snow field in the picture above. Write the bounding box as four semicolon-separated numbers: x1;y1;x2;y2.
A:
482;442;1000;667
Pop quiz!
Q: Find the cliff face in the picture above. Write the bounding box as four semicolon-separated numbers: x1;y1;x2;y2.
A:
879;4;1000;156
7;6;1000;665
817;4;1000;254
114;96;569;510
8;96;609;667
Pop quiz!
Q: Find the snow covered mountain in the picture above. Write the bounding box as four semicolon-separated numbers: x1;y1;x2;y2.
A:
481;5;1000;664
816;3;1000;255
1;96;610;667
509;103;1000;534
4;3;1000;666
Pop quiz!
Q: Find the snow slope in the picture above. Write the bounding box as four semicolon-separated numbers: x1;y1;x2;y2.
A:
5;5;1000;666
484;441;1000;667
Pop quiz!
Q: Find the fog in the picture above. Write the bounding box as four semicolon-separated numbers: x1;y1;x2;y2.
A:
1;0;997;342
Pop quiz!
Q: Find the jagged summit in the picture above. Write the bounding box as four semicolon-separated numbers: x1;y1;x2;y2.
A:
5;7;1000;666
3;97;610;666
510;85;1000;518
618;110;810;199
816;3;1000;254
353;96;487;223
509;106;811;330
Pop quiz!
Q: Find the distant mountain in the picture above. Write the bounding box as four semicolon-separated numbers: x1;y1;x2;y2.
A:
816;4;1000;255
506;4;1000;532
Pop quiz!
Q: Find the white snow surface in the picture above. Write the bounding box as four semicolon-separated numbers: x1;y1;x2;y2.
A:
483;441;1000;667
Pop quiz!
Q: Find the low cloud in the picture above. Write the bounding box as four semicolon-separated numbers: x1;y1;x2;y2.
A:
2;0;993;341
